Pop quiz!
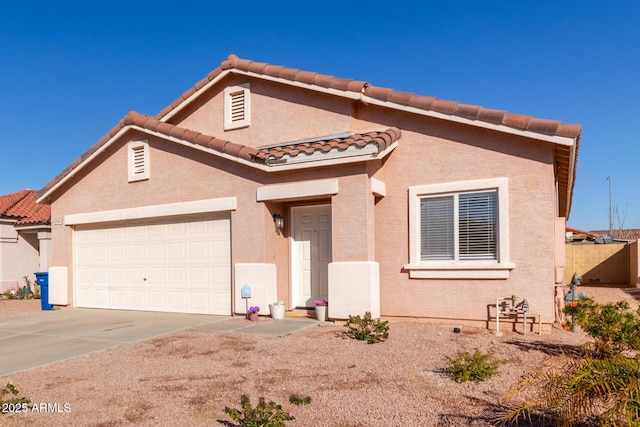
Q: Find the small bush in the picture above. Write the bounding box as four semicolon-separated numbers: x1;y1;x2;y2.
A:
1;382;30;410
564;297;640;356
344;312;389;344
224;395;293;427
445;348;504;383
288;394;312;405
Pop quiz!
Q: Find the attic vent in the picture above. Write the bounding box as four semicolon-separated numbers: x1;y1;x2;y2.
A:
224;83;250;130
230;90;245;122
128;141;149;182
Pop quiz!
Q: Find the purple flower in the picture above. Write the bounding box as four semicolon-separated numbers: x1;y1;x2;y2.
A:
247;306;260;315
314;300;328;306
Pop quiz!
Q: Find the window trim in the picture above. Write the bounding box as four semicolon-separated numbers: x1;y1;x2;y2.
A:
127;140;150;182
405;177;515;279
224;83;251;130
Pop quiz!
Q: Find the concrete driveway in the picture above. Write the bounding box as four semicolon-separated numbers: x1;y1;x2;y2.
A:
0;308;320;377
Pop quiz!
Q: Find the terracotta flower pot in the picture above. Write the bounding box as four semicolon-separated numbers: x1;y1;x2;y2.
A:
249;313;259;321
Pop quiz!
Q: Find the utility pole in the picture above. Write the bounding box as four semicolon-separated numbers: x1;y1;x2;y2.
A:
607;176;612;235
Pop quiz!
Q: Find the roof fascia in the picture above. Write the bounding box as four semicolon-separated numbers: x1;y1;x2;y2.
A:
564;143;578;217
14;224;51;232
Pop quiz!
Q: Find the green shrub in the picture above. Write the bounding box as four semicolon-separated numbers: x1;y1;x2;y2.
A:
0;382;30;411
496;299;640;426
445;348;504;383
344;312;389;344
288;394;312;405
564;297;640;356
224;395;293;427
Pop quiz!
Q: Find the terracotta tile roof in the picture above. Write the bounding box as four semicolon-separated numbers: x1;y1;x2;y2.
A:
36;113;399;200
122;112;398;163
155;55;580;218
256;128;400;164
590;229;640;241
159;54;581;141
37;55;579;218
566;225;596;237
0;190;51;226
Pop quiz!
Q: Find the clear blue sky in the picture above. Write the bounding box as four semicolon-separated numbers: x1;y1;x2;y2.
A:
1;1;638;231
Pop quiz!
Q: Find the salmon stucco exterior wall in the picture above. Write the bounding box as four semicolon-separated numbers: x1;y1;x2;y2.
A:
38;55;580;330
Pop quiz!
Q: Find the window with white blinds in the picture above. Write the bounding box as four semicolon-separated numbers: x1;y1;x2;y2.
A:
458;191;497;260
420;196;454;260
420;190;498;261
407;178;512;278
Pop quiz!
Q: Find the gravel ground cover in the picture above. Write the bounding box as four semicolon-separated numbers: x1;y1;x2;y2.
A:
0;286;637;426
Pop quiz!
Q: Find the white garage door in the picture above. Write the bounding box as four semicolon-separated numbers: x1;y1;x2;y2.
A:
74;214;231;315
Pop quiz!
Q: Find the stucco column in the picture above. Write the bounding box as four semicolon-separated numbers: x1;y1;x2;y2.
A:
331;174;376;261
37;231;52;271
328;174;380;318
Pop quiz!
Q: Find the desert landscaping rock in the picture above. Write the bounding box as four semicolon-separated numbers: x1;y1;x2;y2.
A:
0;286;636;426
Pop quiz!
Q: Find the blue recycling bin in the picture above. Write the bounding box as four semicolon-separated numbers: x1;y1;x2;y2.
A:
35;272;53;310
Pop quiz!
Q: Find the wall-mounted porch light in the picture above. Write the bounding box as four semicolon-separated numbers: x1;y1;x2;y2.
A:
272;214;284;233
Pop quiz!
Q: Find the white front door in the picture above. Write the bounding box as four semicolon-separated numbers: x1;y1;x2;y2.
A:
291;205;331;308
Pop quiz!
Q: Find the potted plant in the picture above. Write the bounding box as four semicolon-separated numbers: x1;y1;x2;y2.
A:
269;301;286;320
314;300;328;322
247;306;260;321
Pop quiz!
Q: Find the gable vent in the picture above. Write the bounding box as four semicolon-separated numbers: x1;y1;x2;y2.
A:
224;84;251;130
229;90;246;122
128;141;150;182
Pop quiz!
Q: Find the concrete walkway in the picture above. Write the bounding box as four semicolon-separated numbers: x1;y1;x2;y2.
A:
0;308;320;376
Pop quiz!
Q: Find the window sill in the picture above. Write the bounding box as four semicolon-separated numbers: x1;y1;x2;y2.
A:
403;262;516;279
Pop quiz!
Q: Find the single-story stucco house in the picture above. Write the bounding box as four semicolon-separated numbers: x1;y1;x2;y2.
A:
36;54;580;330
0;189;51;292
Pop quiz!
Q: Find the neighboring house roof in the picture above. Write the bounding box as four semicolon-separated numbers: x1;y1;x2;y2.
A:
566;225;596;237
565;225;597;242
37;55;580;217
590;229;640;241
0;190;51;226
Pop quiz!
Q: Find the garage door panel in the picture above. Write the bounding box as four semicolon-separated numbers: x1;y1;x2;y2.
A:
128;245;145;262
94;268;110;284
110;228;127;241
110;289;130;308
167;222;187;236
75;289;94;307
147;291;166;310
146;267;165;283
94;288;111;306
189;291;211;311
110;245;127;262
189;266;209;285
212;292;231;312
167;292;187;311
147;243;164;261
128;267;146;283
167;242;187;261
75;215;230;314
189;241;209;260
